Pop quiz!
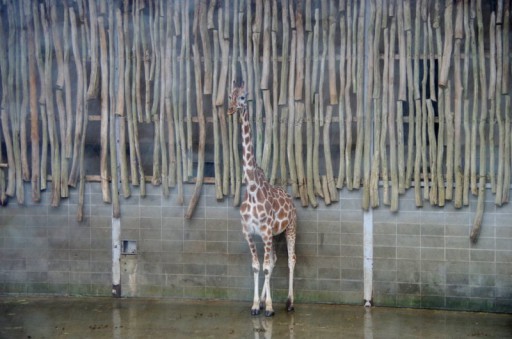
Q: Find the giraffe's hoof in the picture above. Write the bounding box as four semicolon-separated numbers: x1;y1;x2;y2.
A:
251;308;261;316
264;310;275;317
286;299;295;312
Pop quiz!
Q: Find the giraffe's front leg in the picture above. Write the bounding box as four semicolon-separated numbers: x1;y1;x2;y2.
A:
262;238;275;317
244;232;261;316
259;239;277;310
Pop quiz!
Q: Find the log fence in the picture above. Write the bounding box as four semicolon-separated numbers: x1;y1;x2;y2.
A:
0;0;511;243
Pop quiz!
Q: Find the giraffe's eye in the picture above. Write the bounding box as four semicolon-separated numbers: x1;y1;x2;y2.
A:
240;96;245;101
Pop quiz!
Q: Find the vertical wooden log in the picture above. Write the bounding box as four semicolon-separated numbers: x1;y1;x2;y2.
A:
24;0;40;202
68;5;84;188
388;18;399;212
370;98;381;208
469;2;479;195
501;1;509;94
217;23;230;196
295;102;308;206
60;2;72;162
337;10;347;190
260;0;271;90
133;0;143;122
413;0;421;100
200;0;212;94
278;0;290;105
502;96;511;203
304;31;318;207
280;107;289;187
0;132;5;205
98;14;111;203
106;4;120;217
8;3;23;203
0;6;15;199
489;13;497;194
151;2;162;186
494;21;504;205
382;27;390;206
470;0;488;243
288;30;299;197
212;31;222;200
311;8;319;109
41;3;60;206
462;0;470;206
185;42;206;219
294;5;304;101
172;3;182;204
86;0;99;99
72;5;89;221
397;0;406;102
344;3;353;191
420;20;429;203
427;99;438;206
215;7;229;107
142;2;152;123
404;32;416;189
323;106;338;202
353;0;365;190
327;1;337;105
50;1;70;198
270;3;280;184
434;0;445;206
453;6;464;208
115;7;130;198
37;4;48;193
252;9;263;166
160;2;170;194
439;1;453;88
19;1;29;184
313;95;322;196
362;0;375;210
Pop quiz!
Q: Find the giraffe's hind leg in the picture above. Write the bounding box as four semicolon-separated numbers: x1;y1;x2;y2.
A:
244;231;261;316
259;239;277;310
285;224;297;312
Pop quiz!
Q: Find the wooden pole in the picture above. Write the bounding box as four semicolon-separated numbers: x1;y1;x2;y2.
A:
353;0;365;190
0;4;15;199
87;0;99;99
324;106;338;202
439;1;453;88
470;0;488;243
337;10;347;190
41;3;61;207
185;42;206;219
382;27;390;206
288;30;299;197
98;13;111;204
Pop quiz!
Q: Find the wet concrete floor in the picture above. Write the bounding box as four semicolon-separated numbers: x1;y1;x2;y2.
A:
0;297;511;338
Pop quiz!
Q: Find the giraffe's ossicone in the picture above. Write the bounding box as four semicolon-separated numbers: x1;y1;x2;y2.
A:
228;81;297;317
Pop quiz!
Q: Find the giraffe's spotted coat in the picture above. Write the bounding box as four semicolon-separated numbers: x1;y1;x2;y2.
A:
228;81;297;317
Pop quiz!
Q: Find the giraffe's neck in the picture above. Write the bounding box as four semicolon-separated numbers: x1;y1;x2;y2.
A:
240;105;257;184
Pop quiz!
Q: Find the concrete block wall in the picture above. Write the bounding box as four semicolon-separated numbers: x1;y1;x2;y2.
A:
0;182;511;313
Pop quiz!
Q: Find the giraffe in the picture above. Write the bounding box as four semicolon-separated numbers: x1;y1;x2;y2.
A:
228;81;297;317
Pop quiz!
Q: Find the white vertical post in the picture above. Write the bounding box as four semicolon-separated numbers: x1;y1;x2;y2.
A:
362;0;373;307
112;217;121;297
363;209;373;306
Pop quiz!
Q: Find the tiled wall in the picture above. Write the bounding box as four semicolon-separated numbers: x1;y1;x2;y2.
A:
0;183;510;313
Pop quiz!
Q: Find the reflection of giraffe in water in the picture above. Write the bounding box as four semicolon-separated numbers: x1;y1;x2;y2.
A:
228;81;297;317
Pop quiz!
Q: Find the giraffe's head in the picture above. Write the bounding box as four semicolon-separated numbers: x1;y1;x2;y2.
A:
227;81;247;115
